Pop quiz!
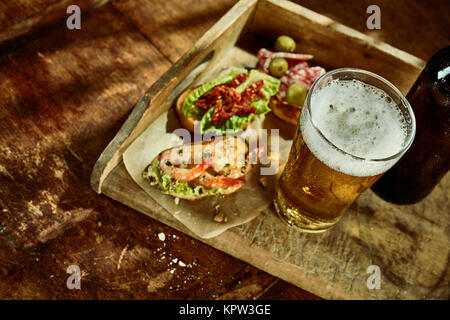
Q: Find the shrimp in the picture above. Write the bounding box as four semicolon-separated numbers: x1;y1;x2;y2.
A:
212;136;265;179
195;140;265;189
196;171;244;189
158;136;264;188
211;136;248;179
159;143;214;182
236;146;265;177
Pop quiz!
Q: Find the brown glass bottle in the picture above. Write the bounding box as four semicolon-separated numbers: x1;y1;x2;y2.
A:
371;46;450;204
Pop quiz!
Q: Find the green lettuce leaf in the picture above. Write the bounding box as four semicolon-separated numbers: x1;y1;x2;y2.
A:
142;160;220;198
235;69;280;96
200;70;280;134
182;68;248;117
200;108;257;134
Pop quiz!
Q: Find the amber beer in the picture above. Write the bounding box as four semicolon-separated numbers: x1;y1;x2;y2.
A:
274;69;416;232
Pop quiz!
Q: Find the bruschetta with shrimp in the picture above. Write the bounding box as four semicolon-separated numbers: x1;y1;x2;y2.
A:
142;136;263;200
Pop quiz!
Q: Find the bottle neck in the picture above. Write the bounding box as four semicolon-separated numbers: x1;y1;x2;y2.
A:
407;47;450;115
428;46;450;107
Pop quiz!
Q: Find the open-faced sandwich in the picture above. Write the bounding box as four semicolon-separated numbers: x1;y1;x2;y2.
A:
257;35;326;125
175;68;280;134
142;136;262;200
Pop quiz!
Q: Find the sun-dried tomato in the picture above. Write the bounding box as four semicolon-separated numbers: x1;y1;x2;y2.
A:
241;80;265;103
194;76;266;125
223;72;248;88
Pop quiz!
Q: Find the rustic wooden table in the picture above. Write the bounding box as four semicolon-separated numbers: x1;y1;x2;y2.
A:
0;0;448;299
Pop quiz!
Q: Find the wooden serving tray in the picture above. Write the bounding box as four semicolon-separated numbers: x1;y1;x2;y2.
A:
91;0;450;299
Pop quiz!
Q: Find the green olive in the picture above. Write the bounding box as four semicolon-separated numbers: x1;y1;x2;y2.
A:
275;35;296;52
269;58;289;77
286;83;307;106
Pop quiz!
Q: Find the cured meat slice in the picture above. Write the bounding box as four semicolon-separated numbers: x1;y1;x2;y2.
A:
279;65;326;100
257;48;313;73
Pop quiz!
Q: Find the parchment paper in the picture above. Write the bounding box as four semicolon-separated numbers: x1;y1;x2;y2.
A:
123;108;295;238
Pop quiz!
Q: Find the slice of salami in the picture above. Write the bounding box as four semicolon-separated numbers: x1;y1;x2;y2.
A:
279;65;326;100
257;48;273;71
257;48;313;73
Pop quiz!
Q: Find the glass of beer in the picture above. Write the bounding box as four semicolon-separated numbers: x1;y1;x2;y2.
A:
274;68;416;233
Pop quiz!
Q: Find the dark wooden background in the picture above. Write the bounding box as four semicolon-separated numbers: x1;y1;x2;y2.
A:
0;0;448;299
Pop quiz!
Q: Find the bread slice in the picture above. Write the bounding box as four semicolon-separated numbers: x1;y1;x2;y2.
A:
269;94;301;125
143;138;247;200
145;158;242;200
175;88;199;133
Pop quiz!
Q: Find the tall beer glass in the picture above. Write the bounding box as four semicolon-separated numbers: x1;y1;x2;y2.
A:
274;68;416;233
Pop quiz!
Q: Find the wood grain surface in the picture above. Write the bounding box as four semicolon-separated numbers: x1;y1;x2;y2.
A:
0;0;448;299
92;0;448;299
0;0;110;47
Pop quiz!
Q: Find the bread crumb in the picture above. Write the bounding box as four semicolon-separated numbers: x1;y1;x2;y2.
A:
174;197;180;205
213;211;227;223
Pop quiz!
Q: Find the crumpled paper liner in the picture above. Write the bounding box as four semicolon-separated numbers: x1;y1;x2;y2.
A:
123;108;295;238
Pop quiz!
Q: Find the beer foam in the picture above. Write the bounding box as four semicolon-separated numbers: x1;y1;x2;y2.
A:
301;79;408;177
